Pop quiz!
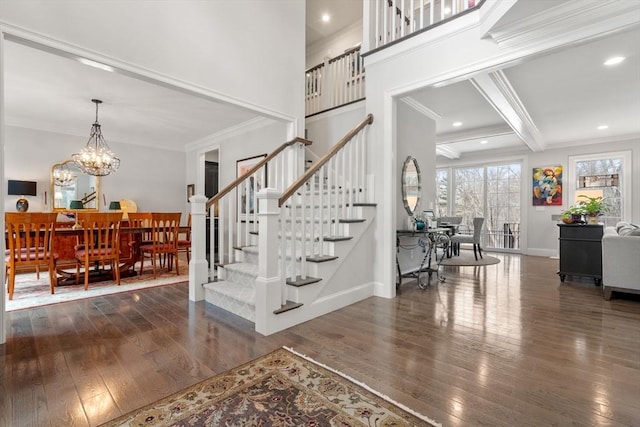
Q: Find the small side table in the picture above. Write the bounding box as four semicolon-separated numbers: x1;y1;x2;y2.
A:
557;223;603;285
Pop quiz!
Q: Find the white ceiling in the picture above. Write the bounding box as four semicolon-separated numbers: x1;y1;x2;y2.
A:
4;40;263;152
4;1;640;159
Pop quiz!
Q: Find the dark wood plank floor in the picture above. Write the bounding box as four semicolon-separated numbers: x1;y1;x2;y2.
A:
2;253;639;426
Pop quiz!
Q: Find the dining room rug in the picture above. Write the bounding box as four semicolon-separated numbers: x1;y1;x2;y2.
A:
439;251;501;267
100;347;440;427
5;266;188;311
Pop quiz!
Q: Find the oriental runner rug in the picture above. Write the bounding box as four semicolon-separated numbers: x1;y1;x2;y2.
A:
100;347;441;427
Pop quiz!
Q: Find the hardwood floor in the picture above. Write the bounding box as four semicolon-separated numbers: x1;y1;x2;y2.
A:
2;253;639;426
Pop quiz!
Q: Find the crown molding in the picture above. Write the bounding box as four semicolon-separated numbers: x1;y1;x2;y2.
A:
488;0;640;50
400;97;442;120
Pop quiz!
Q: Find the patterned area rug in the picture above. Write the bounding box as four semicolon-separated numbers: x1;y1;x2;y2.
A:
100;347;440;427
6;264;188;311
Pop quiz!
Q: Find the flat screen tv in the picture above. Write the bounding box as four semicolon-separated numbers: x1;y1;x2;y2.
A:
7;180;37;196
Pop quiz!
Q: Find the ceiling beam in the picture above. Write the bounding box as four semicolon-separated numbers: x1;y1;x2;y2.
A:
435;144;461;160
400;96;442;121
470;70;544;152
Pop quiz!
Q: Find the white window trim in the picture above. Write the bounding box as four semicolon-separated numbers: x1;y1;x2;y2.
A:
568;150;632;221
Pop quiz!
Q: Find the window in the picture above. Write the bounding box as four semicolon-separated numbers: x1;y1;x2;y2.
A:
569;151;631;227
439;162;522;251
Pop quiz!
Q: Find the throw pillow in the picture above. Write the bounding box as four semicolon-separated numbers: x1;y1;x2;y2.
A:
616;221;630;233
629;228;640;236
618;225;636;236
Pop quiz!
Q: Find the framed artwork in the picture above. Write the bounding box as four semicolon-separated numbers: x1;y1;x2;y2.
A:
532;166;562;206
236;154;267;221
187;184;195;203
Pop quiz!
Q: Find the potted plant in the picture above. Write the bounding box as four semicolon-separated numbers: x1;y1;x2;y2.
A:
577;195;609;224
561;205;585;224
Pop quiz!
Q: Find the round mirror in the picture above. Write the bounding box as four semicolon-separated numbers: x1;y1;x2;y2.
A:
50;160;101;211
401;156;421;216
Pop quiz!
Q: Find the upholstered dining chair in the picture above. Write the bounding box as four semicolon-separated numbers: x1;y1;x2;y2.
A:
139;212;181;278
177;213;191;264
450;217;485;260
74;211;123;290
5;212;58;300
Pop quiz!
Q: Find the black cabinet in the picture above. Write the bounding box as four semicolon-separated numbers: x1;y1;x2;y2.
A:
557;224;603;284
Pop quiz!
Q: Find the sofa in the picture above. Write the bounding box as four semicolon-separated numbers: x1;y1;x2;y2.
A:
602;222;640;300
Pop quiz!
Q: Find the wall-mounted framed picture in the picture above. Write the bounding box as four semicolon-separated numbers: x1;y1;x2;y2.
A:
532;165;562;206
187;183;195;203
236;154;267;221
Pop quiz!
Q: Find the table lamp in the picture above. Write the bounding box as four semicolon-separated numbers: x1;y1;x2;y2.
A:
69;200;84;230
109;201;121;211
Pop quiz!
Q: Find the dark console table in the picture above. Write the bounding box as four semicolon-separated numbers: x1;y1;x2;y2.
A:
557;223;603;285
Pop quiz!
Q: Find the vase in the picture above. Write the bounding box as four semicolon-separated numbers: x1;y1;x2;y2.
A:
16;198;29;212
415;220;425;230
586;214;599;225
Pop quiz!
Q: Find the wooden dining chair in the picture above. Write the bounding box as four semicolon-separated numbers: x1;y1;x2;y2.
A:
177;213;191;263
74;211;123;290
126;212;153;268
5;212;58;300
139;212;182;278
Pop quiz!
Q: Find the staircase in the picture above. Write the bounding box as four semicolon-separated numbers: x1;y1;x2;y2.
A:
204;201;377;323
196;114;375;335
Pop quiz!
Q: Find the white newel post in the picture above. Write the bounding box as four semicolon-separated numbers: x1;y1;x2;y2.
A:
254;188;282;335
189;195;208;301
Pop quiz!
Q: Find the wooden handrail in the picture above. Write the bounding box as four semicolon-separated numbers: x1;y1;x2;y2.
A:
206;137;312;210
278;114;373;206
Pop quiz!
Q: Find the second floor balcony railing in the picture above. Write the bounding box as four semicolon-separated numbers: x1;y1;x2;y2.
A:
369;0;480;50
306;46;365;117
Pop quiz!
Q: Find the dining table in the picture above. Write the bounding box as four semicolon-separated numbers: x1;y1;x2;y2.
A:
53;225;191;285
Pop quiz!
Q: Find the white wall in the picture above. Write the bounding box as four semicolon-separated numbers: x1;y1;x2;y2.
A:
0;0;305;128
4;126;187;217
185;119;288;201
306;21;363;69
396;101;437;230
305;101;366;159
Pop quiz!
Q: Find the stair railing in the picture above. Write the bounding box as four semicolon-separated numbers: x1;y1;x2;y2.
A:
369;0;481;50
305;46;365;117
275;114;374;304
206;137;312;269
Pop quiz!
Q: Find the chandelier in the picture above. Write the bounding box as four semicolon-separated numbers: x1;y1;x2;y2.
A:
52;163;76;187
72;99;120;176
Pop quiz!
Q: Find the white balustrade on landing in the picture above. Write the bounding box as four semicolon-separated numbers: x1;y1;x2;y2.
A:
369;0;477;50
305;47;365;117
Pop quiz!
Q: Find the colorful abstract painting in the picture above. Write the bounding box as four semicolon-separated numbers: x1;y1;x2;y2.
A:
533;166;562;206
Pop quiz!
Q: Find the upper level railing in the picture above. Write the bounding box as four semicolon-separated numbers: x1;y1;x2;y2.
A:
368;0;481;51
306;46;365;117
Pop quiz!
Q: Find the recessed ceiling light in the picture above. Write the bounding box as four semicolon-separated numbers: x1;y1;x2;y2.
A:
604;56;625;66
452;121;463;127
480;140;488;145
597;125;609;130
321;13;330;22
